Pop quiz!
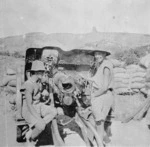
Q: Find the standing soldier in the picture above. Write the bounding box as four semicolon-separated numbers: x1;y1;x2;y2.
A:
89;50;114;145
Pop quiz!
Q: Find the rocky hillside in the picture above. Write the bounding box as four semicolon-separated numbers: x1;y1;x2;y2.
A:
0;30;150;55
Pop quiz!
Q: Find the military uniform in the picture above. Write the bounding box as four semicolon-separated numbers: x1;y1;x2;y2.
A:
22;78;56;127
90;60;114;121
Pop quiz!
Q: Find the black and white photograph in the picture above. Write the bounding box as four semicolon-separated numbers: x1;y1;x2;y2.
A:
0;0;150;146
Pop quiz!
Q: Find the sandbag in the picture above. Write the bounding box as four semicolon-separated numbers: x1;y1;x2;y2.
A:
6;67;16;75
113;67;126;73
131;83;145;89
109;59;124;68
140;88;148;95
132;72;146;78
140;54;150;68
127;68;146;73
131;77;145;83
126;64;139;70
145;109;150;124
142;56;150;68
9;95;16;104
114;73;129;79
132;88;140;93
146;78;150;83
146;68;150;82
114;78;129;84
115;88;132;94
5;85;16;93
145;82;150;89
126;64;146;73
114;82;128;89
114;76;129;80
146;76;150;82
0;75;16;87
8;80;17;87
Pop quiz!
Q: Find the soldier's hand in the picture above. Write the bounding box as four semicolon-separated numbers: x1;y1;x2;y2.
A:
77;107;84;114
42;73;49;83
42;89;49;97
37;117;46;126
57;107;64;115
34;93;41;100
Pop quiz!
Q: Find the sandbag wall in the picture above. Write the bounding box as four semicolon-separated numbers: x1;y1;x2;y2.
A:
140;54;150;68
140;54;150;95
113;65;146;95
145;67;150;92
0;67;24;94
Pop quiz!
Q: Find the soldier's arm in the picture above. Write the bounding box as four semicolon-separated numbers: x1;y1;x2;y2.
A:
25;83;42;120
93;67;111;97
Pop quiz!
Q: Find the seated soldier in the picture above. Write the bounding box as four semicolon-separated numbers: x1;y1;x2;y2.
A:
21;60;57;143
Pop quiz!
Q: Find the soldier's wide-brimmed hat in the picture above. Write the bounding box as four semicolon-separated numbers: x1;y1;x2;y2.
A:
29;60;45;72
93;49;111;56
80;46;111;56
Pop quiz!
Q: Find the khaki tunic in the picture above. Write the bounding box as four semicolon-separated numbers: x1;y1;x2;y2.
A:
90;60;114;121
22;79;56;127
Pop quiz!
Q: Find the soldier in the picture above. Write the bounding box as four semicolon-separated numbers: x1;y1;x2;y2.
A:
21;60;57;143
89;50;114;145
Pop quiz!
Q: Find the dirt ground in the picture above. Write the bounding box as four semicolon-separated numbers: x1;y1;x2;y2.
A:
0;93;150;147
109;119;150;146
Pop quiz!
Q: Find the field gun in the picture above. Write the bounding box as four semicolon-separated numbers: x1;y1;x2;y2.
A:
15;46;104;146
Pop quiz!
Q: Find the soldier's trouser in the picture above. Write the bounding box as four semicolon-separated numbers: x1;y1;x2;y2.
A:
91;90;114;121
22;102;57;126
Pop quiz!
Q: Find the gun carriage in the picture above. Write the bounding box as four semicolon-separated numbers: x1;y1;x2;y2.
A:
15;46;104;146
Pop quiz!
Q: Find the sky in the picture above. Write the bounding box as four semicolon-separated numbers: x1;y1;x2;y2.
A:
0;0;150;38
